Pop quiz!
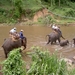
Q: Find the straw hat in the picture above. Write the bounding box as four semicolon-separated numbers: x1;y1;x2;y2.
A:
21;29;24;32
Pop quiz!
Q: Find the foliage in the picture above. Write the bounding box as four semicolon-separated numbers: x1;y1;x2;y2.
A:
1;46;75;75
68;68;75;75
1;48;26;75
27;46;68;75
12;0;23;19
38;15;56;26
0;0;75;24
65;8;75;17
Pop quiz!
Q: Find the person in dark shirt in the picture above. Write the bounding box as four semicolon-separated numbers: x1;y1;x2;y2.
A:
19;30;25;39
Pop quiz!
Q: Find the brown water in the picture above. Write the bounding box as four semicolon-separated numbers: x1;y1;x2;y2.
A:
0;25;75;63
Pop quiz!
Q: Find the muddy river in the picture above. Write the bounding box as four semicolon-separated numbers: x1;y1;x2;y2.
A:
0;25;75;63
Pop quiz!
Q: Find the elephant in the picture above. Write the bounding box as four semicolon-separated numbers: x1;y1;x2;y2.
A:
60;40;69;46
46;30;65;45
2;37;27;58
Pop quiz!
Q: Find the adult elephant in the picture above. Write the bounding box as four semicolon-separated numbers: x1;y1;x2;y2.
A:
2;37;27;58
46;30;65;45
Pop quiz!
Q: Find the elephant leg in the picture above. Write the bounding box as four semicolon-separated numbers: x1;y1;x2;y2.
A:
51;40;56;44
51;41;53;44
3;49;8;58
58;38;60;44
47;39;51;44
54;39;56;43
46;36;51;45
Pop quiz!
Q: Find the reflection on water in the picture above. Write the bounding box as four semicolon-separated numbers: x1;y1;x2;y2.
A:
0;25;75;62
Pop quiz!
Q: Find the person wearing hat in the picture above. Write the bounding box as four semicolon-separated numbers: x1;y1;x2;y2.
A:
19;29;25;40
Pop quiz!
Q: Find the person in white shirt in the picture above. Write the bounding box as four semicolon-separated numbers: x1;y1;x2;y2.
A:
9;27;17;34
52;24;58;30
52;24;65;39
9;27;19;41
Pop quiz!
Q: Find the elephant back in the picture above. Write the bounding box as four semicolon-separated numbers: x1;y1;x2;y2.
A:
2;38;26;58
49;32;60;39
2;38;22;51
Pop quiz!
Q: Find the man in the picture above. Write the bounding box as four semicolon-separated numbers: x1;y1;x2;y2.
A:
19;30;25;39
52;24;58;33
52;24;58;29
9;27;19;41
9;27;17;34
19;30;25;44
52;25;65;39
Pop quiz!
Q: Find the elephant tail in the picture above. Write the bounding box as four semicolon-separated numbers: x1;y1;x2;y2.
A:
46;34;49;37
46;35;50;44
46;35;50;38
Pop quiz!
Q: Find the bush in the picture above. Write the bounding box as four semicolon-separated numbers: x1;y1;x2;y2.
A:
27;46;68;75
1;48;26;75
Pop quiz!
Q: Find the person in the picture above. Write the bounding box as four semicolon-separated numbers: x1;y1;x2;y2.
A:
52;24;65;39
19;29;25;40
52;24;56;30
9;27;17;34
52;24;58;33
19;29;25;44
9;27;19;41
57;26;62;34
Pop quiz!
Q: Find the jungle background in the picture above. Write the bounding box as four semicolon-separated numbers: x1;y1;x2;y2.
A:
0;0;75;25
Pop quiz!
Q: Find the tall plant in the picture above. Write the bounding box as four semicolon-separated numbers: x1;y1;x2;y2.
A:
27;46;68;75
1;48;26;75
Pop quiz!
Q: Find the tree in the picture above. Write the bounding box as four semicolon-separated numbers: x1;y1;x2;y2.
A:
12;0;24;20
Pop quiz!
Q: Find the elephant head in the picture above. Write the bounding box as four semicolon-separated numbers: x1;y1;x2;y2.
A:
2;37;27;58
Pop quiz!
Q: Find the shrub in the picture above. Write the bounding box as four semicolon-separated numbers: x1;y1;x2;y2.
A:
27;46;68;75
1;48;26;75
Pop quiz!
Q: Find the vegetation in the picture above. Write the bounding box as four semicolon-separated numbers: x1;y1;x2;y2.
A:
27;46;68;75
0;0;75;25
1;46;75;75
1;48;26;75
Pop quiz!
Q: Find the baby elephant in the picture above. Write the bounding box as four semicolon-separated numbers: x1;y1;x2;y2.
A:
60;40;69;46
